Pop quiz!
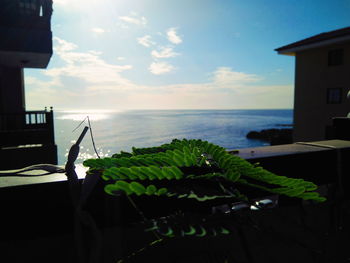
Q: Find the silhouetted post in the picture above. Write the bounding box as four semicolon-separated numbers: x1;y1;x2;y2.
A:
47;106;55;145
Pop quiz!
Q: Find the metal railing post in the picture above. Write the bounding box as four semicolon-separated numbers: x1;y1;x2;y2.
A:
46;106;55;145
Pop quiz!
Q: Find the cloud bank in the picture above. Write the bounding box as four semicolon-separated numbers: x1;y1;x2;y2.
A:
26;37;293;110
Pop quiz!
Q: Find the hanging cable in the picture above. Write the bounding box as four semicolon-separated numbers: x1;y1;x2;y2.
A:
87;116;100;159
72;116;100;159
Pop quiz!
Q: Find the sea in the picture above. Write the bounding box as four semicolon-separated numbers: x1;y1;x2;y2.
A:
54;109;293;165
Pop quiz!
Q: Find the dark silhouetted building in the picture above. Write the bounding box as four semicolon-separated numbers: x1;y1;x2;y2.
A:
0;0;57;169
276;27;350;142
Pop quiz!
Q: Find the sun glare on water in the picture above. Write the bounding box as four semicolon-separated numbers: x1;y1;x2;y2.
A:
57;109;120;121
58;113;109;121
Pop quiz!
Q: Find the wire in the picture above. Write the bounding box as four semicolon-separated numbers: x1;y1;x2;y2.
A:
0;164;65;176
71;116;101;159
72;116;88;133
87;116;100;159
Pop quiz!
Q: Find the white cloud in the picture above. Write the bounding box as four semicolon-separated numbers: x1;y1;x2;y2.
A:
151;47;179;59
117;57;125;61
25;76;81;110
25;76;61;90
118;14;147;26
167;28;182;44
137;35;155;47
53;37;78;53
212;67;262;87
148;62;175;75
47;37;133;85
98;83;293;110
26;37;139;109
91;27;106;34
26;39;292;110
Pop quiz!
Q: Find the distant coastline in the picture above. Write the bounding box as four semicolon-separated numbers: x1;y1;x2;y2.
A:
246;127;293;145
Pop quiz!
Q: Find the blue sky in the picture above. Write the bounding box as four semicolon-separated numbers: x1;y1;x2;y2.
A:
25;0;350;110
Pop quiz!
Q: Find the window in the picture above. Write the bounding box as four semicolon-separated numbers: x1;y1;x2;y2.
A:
327;88;342;104
328;49;344;66
18;0;38;16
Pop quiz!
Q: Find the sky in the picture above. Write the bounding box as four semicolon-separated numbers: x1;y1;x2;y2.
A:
25;0;350;111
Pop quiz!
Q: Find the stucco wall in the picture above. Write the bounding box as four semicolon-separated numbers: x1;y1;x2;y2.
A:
294;42;350;142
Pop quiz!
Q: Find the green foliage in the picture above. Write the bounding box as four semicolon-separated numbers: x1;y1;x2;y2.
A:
105;180;168;196
84;139;328;263
142;210;237;240
83;139;326;202
145;223;231;238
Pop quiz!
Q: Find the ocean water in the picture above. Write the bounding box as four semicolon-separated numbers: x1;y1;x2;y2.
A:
54;109;293;165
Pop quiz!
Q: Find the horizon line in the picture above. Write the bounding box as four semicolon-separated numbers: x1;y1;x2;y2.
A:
31;107;294;112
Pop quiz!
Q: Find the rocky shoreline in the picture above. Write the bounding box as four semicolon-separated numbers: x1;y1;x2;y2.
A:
246;128;293;145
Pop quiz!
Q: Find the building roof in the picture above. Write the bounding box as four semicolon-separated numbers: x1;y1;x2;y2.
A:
275;26;350;55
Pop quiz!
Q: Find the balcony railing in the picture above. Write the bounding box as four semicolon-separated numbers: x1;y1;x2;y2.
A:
0;108;55;147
